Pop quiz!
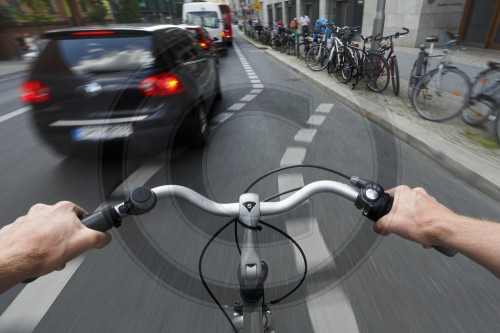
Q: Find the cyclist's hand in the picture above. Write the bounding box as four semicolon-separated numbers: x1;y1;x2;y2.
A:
373;185;454;247
0;201;111;279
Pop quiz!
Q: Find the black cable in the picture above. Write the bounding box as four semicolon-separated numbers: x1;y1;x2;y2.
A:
263;186;304;202
259;220;308;305
199;218;239;333
244;164;350;193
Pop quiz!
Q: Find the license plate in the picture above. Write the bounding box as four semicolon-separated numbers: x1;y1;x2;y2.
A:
71;124;133;141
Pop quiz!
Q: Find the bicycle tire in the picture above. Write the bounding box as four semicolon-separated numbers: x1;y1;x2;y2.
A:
364;53;390;93
462;68;500;126
412;67;471;122
279;39;286;53
331;51;353;84
408;61;417;98
271;37;277;50
391;56;400;96
305;45;329;71
297;42;310;59
495;109;500;142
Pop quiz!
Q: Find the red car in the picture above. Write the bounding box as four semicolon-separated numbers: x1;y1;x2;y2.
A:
180;25;218;56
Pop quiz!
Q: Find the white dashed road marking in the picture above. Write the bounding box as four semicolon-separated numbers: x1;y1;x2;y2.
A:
0;106;30;124
277;101;359;333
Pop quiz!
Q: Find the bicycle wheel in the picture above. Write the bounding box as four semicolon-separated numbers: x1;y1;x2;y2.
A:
364;53;390;93
408;61;417;98
305;45;329;71
462;94;497;126
297;43;305;58
391;56;400;96
330;51;353;84
495;109;500;142
286;40;295;55
279;39;286;53
412;67;471;122
271;37;278;50
462;68;500;126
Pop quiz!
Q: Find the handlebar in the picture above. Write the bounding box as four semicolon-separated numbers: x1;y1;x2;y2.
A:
82;178;453;257
374;27;410;41
22;177;457;284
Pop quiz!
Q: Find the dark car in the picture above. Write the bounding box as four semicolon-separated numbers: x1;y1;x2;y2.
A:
19;24;221;157
180;25;217;57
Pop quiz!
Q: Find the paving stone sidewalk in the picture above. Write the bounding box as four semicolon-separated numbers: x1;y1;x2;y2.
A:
239;29;500;202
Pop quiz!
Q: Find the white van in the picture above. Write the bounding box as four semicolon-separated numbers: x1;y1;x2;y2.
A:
182;2;225;51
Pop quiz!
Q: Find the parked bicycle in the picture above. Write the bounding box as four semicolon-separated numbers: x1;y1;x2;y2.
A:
296;32;313;59
409;32;471;122
461;61;500;127
374;28;410;96
346;33;390;93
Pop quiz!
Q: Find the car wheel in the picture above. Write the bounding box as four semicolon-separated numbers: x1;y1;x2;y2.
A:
193;102;209;147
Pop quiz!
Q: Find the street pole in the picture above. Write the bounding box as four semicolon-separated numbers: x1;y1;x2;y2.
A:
370;0;386;51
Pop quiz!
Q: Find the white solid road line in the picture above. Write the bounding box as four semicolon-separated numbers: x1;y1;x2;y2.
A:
0;158;165;332
0;106;30;124
0;255;87;332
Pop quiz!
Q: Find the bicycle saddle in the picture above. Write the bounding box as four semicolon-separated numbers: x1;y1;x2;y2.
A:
360;35;372;42
488;61;500;69
425;36;439;43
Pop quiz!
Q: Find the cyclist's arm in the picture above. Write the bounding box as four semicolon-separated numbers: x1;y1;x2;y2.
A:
375;185;500;278
0;201;111;293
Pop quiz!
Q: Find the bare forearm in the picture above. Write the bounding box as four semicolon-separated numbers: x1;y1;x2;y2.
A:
435;215;500;278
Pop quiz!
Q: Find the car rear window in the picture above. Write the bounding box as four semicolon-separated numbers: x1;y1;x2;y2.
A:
37;36;154;73
187;29;201;41
186;12;219;29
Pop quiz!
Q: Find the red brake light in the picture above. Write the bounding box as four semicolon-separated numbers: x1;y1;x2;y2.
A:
138;72;185;96
199;42;207;48
19;80;51;104
72;31;115;36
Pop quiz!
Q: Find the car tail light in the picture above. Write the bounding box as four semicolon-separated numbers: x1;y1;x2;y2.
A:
72;31;115;36
19;80;51;104
200;42;207;48
138;72;185;96
221;31;225;37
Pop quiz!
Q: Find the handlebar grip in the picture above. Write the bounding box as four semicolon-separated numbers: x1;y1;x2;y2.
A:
81;206;122;232
22;206;122;284
432;245;457;257
367;193;457;257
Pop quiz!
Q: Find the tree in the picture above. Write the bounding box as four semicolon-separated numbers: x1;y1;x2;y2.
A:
15;0;53;23
120;0;141;23
81;0;108;24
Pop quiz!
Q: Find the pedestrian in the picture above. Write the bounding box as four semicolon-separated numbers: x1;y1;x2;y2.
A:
289;17;299;40
299;12;310;34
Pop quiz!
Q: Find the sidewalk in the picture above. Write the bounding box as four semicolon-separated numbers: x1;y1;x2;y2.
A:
0;60;27;78
239;29;500;202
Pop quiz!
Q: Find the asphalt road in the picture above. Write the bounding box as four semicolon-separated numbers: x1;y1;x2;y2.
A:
0;32;499;332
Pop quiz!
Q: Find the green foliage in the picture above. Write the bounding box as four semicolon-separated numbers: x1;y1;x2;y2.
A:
81;0;108;24
15;0;53;23
0;4;15;27
119;0;141;23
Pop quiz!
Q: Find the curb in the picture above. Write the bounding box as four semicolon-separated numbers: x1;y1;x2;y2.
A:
238;30;500;203
0;70;27;80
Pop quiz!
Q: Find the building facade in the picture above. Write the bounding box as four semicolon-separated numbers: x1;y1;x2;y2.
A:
250;0;500;49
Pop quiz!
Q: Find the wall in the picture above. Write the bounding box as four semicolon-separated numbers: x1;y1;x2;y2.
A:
362;0;424;47
417;0;466;46
361;0;465;47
